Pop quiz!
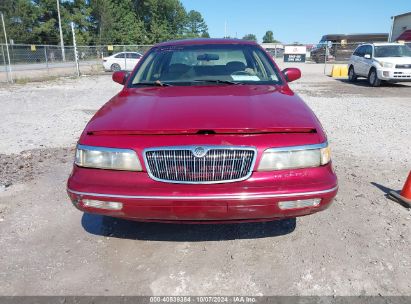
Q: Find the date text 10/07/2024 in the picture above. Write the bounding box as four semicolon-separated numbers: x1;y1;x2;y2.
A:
149;296;257;303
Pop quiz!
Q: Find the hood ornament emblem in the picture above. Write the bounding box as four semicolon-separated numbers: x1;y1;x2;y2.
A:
193;147;207;158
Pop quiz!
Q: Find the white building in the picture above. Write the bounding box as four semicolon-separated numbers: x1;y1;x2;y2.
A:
260;43;283;50
389;12;411;42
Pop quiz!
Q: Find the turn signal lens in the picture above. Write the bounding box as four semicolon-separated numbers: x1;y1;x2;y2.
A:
82;199;123;210
320;146;331;165
278;199;321;210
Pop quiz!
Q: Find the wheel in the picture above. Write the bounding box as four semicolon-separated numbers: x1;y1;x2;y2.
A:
313;56;321;63
348;66;357;82
368;68;381;87
110;63;121;72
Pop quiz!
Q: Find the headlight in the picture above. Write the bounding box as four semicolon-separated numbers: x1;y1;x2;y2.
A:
75;145;142;171
258;143;331;171
378;61;394;68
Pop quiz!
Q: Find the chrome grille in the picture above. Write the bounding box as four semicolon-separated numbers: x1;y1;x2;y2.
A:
144;146;256;184
396;64;411;69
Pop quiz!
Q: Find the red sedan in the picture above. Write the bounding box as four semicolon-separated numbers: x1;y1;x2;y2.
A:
67;39;338;223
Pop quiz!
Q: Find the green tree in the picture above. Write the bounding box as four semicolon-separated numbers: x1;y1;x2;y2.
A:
263;30;278;43
184;10;208;38
90;0;146;44
0;0;209;45
0;0;41;44
66;0;94;45
111;0;145;44
1;0;94;45
201;31;210;38
242;34;257;42
31;0;69;45
90;0;114;44
134;0;187;43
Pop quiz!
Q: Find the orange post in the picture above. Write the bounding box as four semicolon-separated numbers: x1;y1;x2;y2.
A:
390;171;411;207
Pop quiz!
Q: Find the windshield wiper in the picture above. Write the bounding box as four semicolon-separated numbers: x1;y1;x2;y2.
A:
133;80;172;87
193;79;243;85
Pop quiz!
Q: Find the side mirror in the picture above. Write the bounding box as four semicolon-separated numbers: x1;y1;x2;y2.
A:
282;68;301;82
364;54;371;59
112;71;128;85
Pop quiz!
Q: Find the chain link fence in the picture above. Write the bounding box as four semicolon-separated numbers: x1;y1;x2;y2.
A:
1;42;410;83
309;42;367;63
297;41;410;63
0;44;153;83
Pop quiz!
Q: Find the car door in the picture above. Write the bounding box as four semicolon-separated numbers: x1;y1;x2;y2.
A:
362;45;373;76
353;46;366;76
125;53;141;71
350;46;362;74
113;53;126;70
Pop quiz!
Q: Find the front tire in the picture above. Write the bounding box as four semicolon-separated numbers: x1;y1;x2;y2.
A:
368;68;381;87
348;66;357;82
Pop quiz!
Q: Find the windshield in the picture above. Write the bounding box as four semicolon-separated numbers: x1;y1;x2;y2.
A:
130;44;282;86
374;45;411;58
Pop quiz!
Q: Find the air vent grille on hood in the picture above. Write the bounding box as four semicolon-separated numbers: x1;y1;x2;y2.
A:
87;127;317;136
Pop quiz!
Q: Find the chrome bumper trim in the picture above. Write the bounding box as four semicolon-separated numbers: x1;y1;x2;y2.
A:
67;186;338;200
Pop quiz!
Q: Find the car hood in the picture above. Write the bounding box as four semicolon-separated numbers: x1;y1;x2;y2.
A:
375;56;411;64
85;85;323;136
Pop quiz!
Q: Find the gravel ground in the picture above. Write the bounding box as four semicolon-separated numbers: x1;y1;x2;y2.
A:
0;64;410;296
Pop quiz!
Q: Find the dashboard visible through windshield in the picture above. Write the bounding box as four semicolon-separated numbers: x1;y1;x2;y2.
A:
130;44;282;86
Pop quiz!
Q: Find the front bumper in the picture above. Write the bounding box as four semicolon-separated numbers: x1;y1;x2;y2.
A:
67;163;338;223
102;62;110;71
377;68;411;81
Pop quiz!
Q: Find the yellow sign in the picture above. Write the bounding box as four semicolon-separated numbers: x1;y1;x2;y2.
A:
108;45;114;51
31;45;36;51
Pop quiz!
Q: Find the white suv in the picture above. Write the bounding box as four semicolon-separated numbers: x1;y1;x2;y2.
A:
348;43;411;86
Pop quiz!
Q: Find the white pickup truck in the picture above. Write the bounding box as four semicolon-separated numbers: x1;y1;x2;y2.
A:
348;43;411;86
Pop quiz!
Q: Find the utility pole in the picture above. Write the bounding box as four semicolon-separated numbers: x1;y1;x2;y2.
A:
1;12;12;83
71;22;80;77
224;21;227;38
57;0;65;61
389;16;395;42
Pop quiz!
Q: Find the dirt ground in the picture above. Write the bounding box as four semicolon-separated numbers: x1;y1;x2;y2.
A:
0;63;410;296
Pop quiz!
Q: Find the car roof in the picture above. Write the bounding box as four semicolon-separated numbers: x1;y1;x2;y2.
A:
111;51;141;55
372;42;406;46
154;38;258;48
357;42;405;47
321;33;388;41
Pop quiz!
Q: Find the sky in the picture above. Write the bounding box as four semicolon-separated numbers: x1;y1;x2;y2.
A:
181;0;410;43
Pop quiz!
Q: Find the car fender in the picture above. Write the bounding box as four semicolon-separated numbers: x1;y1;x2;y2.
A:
367;64;379;78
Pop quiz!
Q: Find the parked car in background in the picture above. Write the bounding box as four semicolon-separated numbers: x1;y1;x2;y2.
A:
68;39;338;223
103;52;143;71
310;33;389;63
266;48;284;58
348;43;411;86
